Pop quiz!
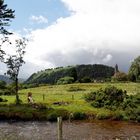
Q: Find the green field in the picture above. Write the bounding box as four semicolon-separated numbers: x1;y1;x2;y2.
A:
1;82;139;115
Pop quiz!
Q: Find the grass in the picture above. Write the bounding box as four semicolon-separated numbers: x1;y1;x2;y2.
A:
0;82;140;121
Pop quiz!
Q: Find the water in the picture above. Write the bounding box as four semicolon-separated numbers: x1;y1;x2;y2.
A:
0;120;140;140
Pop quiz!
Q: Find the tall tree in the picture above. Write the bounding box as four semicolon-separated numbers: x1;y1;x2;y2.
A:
128;56;140;82
0;0;15;35
5;38;27;104
0;0;15;59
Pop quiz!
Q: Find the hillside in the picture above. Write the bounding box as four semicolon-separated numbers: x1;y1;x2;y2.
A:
25;64;115;84
0;75;13;84
0;75;25;84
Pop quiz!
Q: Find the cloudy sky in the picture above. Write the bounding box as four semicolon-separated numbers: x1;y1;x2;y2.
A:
1;0;140;78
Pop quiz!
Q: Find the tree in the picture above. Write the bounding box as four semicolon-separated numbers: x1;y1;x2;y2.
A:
57;76;74;85
0;0;15;35
0;0;15;59
114;64;119;73
0;80;6;89
5;38;27;104
128;56;140;82
112;72;128;82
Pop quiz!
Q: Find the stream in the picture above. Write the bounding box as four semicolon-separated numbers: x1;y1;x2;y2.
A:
0;120;140;140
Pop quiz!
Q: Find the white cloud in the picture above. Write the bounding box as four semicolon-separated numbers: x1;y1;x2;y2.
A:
30;15;48;24
102;54;113;63
22;0;140;77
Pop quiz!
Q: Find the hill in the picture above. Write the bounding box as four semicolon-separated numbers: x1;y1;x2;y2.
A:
0;75;13;84
0;75;25;84
25;64;115;84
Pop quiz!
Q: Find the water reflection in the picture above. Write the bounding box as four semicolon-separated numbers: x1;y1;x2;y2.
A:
0;121;140;140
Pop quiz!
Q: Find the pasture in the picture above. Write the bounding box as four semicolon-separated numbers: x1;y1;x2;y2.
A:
1;82;139;115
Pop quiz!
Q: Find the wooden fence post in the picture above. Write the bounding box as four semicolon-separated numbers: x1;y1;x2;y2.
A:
43;94;45;101
57;117;63;140
72;95;74;100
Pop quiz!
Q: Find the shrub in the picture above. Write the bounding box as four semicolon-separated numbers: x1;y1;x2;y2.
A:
47;109;69;121
0;97;8;102
57;76;74;85
73;112;86;120
79;77;91;83
112;110;125;121
84;91;96;102
0;81;7;89
84;85;127;110
112;72;128;82
96;112;112;120
67;86;85;92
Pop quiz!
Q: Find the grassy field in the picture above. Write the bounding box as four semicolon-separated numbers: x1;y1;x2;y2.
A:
1;82;139;115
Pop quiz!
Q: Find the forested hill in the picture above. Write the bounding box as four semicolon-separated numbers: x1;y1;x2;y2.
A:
25;64;115;84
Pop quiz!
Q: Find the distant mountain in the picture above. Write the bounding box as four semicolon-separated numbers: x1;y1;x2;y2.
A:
25;64;115;84
0;75;13;84
0;75;26;84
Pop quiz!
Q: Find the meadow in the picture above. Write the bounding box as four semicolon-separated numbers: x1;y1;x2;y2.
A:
1;82;139;119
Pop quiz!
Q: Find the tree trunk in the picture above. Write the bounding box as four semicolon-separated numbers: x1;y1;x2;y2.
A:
15;77;19;104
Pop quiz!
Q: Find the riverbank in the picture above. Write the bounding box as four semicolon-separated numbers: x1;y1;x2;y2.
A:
0;83;140;122
0;103;140;122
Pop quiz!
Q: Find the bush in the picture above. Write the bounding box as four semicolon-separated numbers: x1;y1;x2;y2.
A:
112;72;128;82
57;76;74;85
84;85;140;121
84;85;127;110
0;97;8;102
0;81;7;89
67;86;85;92
73;112;86;120
84;91;96;102
0;89;12;95
47;109;69;121
112;110;125;121
79;77;91;83
96;112;112;120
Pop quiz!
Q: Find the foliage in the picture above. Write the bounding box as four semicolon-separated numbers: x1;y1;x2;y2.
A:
0;80;6;89
79;76;91;83
85;85;127;110
25;64;114;85
57;76;74;85
67;86;85;92
0;97;7;102
0;0;15;59
73;112;86;120
0;80;14;95
4;38;27;104
128;56;140;82
22;83;39;89
84;85;140;121
96;111;112;120
0;0;15;35
112;72;128;82
47;109;69;121
0;83;139;122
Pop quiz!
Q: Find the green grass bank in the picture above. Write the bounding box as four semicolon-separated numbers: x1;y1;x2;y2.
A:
0;83;140;122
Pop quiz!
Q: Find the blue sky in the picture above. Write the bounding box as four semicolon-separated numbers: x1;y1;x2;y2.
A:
5;0;70;31
1;0;140;78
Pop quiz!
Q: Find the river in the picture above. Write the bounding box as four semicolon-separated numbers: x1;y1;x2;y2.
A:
0;120;140;140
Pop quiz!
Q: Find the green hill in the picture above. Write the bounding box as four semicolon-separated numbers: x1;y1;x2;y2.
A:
25;64;115;84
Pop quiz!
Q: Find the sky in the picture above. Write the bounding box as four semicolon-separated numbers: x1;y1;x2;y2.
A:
1;0;140;78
